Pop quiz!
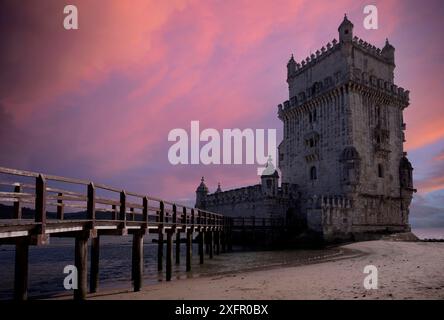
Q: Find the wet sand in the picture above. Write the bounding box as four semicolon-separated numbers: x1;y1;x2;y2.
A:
89;240;444;300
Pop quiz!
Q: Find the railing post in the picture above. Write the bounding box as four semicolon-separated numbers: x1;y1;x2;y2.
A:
130;207;135;221
87;182;96;229
13;184;22;219
182;207;187;227
119;190;127;229
158;201;164;272
142;196;148;230
56;192;64;220
112;204;117;220
34;174;47;244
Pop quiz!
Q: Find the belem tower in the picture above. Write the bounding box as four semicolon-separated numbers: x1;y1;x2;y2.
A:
195;16;416;242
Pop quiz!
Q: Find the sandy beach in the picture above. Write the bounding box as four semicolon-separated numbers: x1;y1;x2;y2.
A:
89;240;444;300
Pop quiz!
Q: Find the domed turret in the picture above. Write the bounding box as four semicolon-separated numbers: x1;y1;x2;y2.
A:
381;38;395;65
287;54;296;79
338;14;353;43
261;157;279;196
195;177;208;208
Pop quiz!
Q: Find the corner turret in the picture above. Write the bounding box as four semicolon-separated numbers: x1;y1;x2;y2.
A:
381;38;395;65
338;14;353;43
287;54;296;80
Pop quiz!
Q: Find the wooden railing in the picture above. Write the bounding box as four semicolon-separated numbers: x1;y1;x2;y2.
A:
0;166;230;235
0;166;233;300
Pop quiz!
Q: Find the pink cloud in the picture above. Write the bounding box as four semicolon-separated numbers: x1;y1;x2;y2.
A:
1;0;443;202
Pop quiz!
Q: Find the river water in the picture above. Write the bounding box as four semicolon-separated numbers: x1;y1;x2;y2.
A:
0;227;442;299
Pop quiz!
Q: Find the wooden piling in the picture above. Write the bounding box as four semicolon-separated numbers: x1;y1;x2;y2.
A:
186;229;192;271
209;231;214;259
158;201;164;272
158;231;163;272
132;232;144;291
175;231;181;265
215;231;220;255
90;236;100;293
166;231;173;281
74;234;88;300
14;240;29;300
199;231;204;264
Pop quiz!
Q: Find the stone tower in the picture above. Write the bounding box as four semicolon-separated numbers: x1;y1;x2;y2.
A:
277;15;415;240
196;16;415;242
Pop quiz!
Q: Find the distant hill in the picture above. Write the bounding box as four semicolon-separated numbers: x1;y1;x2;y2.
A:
0;203;113;220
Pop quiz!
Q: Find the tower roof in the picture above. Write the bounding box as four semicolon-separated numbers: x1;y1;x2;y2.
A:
338;14;353;31
383;38;395;50
196;176;209;193
261;156;279;178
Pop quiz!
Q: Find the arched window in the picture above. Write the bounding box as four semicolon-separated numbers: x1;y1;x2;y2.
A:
310;166;317;180
378;164;384;178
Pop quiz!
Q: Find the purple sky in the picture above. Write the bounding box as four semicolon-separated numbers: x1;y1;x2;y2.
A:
0;0;443;226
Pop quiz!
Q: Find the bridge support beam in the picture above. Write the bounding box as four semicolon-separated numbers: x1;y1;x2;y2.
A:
74;234;89;300
90;236;100;293
186;229;192;271
132;231;144;291
166;231;173;281
198;231;204;264
175;231;180;265
14;239;29;300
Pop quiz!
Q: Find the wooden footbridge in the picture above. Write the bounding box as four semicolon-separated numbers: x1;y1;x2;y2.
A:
0;167;234;300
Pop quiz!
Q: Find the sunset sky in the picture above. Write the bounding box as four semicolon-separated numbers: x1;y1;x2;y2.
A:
0;0;443;226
